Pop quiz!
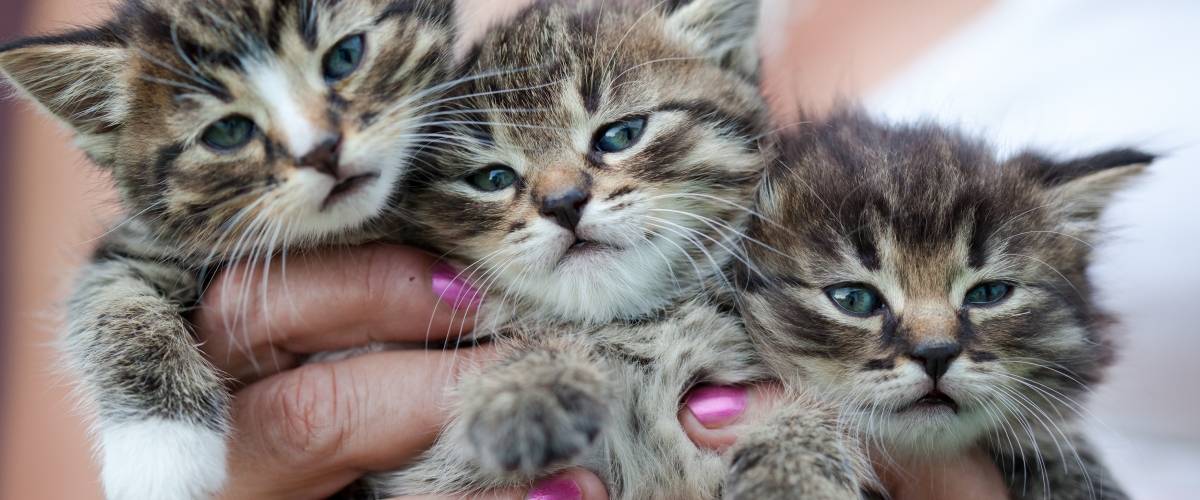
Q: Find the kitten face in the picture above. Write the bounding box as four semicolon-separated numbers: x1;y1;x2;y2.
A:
408;0;767;324
0;0;453;255
742;111;1150;454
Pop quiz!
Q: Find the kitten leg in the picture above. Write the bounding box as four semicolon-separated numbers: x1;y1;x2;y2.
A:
460;337;612;478
67;256;229;500
726;401;872;500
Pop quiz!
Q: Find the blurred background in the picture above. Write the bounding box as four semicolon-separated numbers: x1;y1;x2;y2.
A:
2;0;1198;498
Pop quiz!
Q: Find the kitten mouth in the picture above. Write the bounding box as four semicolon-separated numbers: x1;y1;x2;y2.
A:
900;390;960;414
322;172;380;210
559;239;619;261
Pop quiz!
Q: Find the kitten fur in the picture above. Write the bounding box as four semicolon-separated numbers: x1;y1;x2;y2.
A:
0;1;455;498
373;0;868;498
735;109;1150;499
403;0;768;326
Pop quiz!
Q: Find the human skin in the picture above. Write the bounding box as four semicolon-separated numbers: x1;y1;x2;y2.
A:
196;245;1007;500
197;4;1006;498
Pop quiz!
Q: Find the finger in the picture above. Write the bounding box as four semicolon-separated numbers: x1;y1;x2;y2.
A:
679;383;785;452
195;244;485;379
393;468;610;500
879;447;1009;500
221;346;498;500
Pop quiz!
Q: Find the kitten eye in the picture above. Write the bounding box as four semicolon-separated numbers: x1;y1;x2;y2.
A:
323;34;366;81
964;282;1013;306
466;165;520;192
826;285;885;316
201;115;256;151
593;116;648;153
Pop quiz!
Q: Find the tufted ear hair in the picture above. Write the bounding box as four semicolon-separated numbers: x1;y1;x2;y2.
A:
1017;148;1154;235
664;0;761;80
0;26;130;166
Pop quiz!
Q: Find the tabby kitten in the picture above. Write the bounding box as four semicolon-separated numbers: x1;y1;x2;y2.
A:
734;109;1149;499
0;1;455;498
375;0;862;498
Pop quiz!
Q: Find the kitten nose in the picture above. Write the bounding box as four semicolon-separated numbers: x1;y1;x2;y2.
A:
540;188;590;231
297;136;341;178
908;342;962;381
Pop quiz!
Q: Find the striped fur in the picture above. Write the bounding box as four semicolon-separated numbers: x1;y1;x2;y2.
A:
0;1;454;498
737;109;1151;499
403;0;769;326
370;1;874;498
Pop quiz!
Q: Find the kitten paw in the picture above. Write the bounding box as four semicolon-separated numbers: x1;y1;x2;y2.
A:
466;379;607;476
99;419;228;500
726;444;862;500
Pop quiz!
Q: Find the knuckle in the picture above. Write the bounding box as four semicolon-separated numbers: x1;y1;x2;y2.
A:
259;363;349;464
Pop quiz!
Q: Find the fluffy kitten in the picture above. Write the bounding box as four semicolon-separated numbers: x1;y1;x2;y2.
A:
374;1;864;498
403;0;767;326
734;109;1150;499
0;1;455;498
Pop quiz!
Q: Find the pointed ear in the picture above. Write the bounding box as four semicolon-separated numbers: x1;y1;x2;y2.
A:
0;26;129;161
664;0;761;79
1023;148;1154;233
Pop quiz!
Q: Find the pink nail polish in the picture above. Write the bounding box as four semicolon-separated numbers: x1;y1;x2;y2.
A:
686;385;748;427
527;476;583;500
431;262;483;309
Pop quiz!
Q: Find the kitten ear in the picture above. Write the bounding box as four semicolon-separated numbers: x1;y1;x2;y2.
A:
1024;148;1154;232
0;27;129;163
664;0;761;79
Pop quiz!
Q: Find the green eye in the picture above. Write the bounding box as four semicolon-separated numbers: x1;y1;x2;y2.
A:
323;34;365;81
964;282;1013;306
466;165;519;192
826;285;884;316
594;117;647;153
201;115;256;151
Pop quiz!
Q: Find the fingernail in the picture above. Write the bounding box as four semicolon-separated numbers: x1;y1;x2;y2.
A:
686;385;748;428
431;262;483;309
527;475;583;500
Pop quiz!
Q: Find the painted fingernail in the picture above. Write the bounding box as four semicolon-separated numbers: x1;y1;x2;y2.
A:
431;262;483;309
527;475;583;500
686;385;748;428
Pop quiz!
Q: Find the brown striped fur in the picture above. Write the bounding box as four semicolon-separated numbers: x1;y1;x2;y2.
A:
403;0;768;325
367;1;868;499
737;109;1151;499
0;1;454;498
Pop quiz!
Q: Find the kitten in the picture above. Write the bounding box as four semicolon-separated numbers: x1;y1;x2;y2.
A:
733;109;1150;499
0;1;455;498
373;0;864;498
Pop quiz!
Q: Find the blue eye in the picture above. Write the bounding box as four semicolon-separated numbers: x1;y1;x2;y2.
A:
594;117;647;153
826;285;885;316
201;115;256;151
466;165;519;192
323;34;365;81
964;282;1013;306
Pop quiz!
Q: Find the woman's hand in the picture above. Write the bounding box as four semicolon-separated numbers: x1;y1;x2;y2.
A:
679;385;1010;500
195;245;607;500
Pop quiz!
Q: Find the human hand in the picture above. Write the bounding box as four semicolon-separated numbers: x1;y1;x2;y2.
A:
679;384;1009;500
194;244;607;500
